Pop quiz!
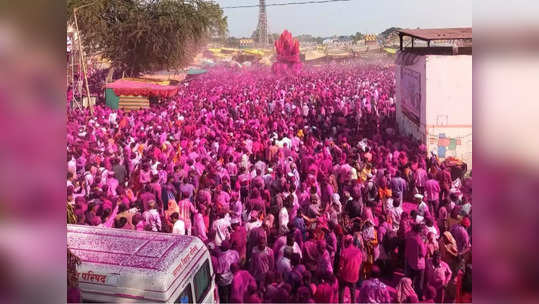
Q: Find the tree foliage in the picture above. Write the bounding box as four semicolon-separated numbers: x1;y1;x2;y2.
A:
379;27;402;40
67;0;227;76
225;37;240;48
353;32;364;42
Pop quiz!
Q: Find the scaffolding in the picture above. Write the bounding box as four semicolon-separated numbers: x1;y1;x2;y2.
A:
67;29;83;111
67;7;94;114
256;0;269;46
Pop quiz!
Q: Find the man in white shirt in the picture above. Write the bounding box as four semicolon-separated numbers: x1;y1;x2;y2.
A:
278;203;289;234
83;170;94;195
67;172;74;188
277;234;302;261
254;160;267;175
276;247;293;277
411;209;424;225
386;195;403;232
213;213;231;246
67;156;77;178
143;201;162;232
108;112;117;125
170;213;186;235
460;197;472;216
280;137;292;149
302;103;309;117
245;210;262;234
425;216;439;239
415;194;430;218
263;168;274;188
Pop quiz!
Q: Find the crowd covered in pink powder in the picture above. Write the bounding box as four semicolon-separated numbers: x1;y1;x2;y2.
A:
67;63;471;303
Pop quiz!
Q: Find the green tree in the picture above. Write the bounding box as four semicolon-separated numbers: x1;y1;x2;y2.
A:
353;32;364;42
67;0;227;76
296;34;313;42
313;37;324;44
225;37;240;48
379;27;402;40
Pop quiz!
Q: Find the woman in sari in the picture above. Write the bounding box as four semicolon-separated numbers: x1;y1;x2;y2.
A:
378;171;392;212
328;173;339;196
164;199;179;225
361;220;379;279
426;231;439;259
437;202;449;234
439;231;459;272
396;277;419;303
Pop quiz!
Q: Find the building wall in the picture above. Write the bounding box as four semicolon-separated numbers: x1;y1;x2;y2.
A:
396;54;472;168
396;55;427;140
426;125;473;168
425;55;472;126
425;55;472;168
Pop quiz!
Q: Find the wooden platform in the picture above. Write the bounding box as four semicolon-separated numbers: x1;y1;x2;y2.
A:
118;95;149;111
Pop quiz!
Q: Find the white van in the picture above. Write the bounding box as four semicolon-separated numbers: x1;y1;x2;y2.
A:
67;224;218;303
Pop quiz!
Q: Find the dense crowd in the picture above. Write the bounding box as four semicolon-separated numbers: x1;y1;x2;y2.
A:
67;63;471;303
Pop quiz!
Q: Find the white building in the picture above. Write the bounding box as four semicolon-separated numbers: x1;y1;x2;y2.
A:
395;28;472;168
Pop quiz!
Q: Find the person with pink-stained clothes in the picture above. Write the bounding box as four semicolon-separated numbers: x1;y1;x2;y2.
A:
425;174;441;215
249;236;274;283
192;205;208;242
338;235;363;303
177;191;196;235
358;265;392;303
405;223;427;300
230;263;257;303
425;251;452;303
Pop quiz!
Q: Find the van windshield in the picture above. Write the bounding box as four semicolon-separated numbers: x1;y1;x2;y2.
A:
193;259;211;303
175;283;193;304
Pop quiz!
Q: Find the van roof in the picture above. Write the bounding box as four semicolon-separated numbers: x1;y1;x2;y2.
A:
67;224;203;273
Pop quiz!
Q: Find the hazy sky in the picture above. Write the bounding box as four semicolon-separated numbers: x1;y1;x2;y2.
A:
215;0;472;37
